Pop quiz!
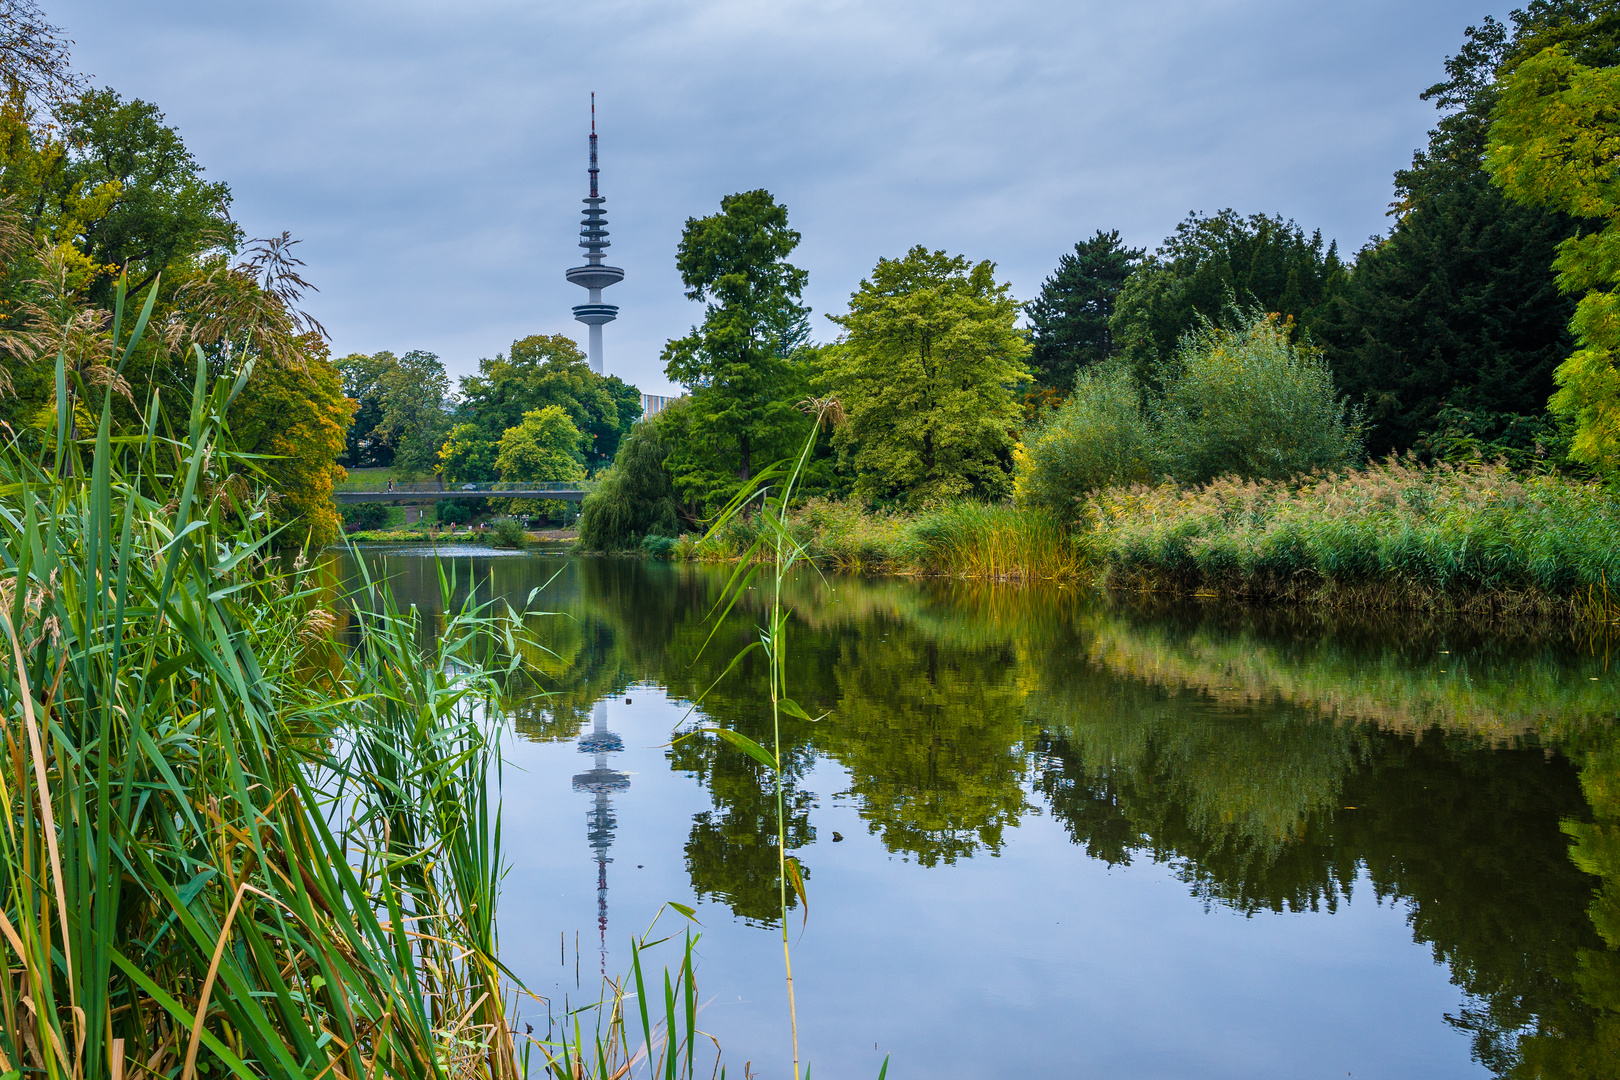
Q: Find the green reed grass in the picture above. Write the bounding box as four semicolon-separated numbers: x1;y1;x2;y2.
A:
1083;459;1620;618
672;455;1619;622
681;497;1085;583
673;398;850;1080
0;290;526;1080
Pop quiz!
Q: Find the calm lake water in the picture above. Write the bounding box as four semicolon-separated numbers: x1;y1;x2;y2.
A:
341;547;1619;1079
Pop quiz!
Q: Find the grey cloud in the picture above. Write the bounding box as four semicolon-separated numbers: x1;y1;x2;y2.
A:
53;0;1512;393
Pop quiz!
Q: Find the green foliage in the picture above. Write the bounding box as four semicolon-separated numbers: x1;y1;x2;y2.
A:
490;517;527;549
1026;229;1143;390
661;190;814;508
53;88;236;298
1312;7;1620;456
1084;458;1620;611
578;418;681;550
375;349;450;475
642;533;679;558
226;338;355;547
822;246;1030;505
435;497;472;525
438;421;499;483
341;500;390;532
334;349;451;475
1313;180;1575;455
495;404;586;483
334;350;398;467
1153;311;1365;485
1487;44;1620;477
1110;209;1344;383
1015;362;1154;511
0;83;237;303
455;334;641;471
1414;402;1572;470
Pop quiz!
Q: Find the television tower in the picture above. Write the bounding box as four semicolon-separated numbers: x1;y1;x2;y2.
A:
572;699;629;976
566;93;623;375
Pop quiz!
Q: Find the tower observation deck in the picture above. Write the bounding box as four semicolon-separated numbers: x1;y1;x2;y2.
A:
566;93;623;375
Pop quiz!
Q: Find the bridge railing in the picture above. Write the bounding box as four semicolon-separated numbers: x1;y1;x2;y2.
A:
343;480;597;494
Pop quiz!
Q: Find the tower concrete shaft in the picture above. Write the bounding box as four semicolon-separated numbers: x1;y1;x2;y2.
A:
565;93;623;375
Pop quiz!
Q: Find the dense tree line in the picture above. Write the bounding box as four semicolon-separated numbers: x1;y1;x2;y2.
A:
10;0;1612;549
582;2;1620;549
1023;2;1620;469
0;2;357;544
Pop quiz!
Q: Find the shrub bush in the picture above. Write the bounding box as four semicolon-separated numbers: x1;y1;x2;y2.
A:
1154;311;1365;484
341;501;390;532
490;517;527;549
1015;362;1154;512
642;533;679;559
435;498;472;525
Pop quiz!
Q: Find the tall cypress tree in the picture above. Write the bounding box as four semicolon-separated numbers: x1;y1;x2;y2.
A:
1026;230;1142;391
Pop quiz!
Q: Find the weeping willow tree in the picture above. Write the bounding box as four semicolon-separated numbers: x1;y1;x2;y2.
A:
577;417;682;550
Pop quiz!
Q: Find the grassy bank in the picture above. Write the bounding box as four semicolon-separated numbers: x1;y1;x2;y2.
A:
675;497;1085;582
666;461;1620;620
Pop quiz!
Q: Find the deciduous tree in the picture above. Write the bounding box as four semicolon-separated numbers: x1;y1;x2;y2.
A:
374;349;449;476
1486;42;1620;475
495;404;585;483
227;335;355;547
457;333;640;470
437;422;499;484
334;350;397;468
823;246;1029;504
662;190;812;507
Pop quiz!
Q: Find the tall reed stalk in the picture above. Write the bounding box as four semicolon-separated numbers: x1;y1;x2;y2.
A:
677;399;843;1080
0;283;522;1080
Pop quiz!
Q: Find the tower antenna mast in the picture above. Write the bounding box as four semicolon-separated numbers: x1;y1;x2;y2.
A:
567;91;622;374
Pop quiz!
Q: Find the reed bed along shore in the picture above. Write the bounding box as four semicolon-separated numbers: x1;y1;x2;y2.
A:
674;498;1086;582
1084;460;1620;619
667;461;1620;622
0;343;722;1080
0;351;531;1080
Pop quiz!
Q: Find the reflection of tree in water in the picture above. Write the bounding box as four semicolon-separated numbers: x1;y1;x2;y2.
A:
814;630;1031;866
1027;624;1609;1076
333;548;1620;1076
1514;728;1620;1077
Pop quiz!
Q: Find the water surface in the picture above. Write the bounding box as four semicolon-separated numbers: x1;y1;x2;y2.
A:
343;550;1620;1079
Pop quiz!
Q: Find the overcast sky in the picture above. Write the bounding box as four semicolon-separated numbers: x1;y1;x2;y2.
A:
52;0;1512;396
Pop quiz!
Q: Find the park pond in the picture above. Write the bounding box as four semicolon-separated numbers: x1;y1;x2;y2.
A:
340;547;1619;1079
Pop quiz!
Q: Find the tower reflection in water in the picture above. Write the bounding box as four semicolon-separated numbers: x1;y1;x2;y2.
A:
572;699;629;975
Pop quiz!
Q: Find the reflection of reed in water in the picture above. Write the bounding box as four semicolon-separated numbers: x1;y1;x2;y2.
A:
1083;609;1614;743
573;700;629;976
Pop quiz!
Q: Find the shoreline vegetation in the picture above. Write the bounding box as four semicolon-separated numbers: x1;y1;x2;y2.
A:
577;458;1620;624
0;295;708;1078
0;341;527;1078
